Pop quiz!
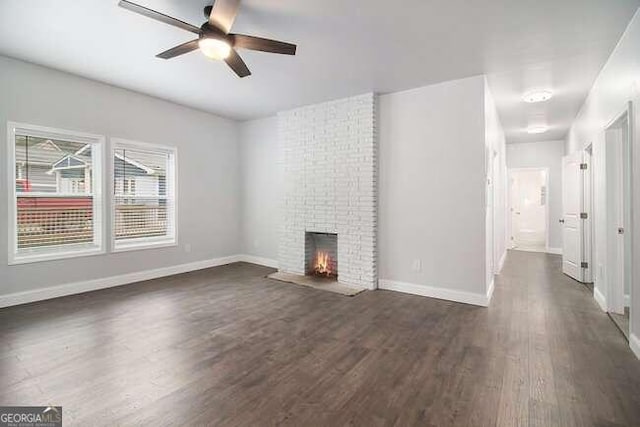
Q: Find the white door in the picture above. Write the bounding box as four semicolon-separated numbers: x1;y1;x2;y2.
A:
562;151;585;282
510;169;547;251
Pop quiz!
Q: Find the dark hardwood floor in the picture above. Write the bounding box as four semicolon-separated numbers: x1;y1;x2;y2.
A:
1;251;639;426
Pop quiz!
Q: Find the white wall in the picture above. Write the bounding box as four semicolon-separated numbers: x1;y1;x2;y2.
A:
565;9;640;354
506;140;565;251
378;75;489;301
239;75;496;305
240;116;281;262
0;56;241;297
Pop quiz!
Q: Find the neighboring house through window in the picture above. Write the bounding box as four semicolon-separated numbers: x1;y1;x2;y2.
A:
7;122;104;264
122;177;136;196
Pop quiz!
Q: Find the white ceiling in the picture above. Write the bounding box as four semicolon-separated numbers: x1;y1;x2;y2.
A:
0;0;638;142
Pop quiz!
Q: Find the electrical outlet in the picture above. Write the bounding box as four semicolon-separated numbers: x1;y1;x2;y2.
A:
184;243;192;253
412;259;422;272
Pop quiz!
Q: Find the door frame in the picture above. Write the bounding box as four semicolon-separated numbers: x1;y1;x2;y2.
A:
604;102;633;315
507;167;550;253
584;144;594;284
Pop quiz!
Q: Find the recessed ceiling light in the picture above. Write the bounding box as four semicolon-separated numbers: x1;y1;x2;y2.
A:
523;90;553;103
527;125;549;134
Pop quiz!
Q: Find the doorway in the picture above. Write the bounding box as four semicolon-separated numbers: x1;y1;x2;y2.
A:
605;104;632;339
508;168;548;252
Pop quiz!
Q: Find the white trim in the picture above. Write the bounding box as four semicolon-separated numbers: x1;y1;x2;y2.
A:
509;246;562;255
486;278;495;305
378;279;492;307
497;250;507;273
237;254;279;269
7;121;106;143
111;239;177;254
594;286;608;312
583;145;594;283
9;245;105;265
511;247;549;254
604;104;632;315
0;255;242;308
630;333;640;360
7;121;106;265
624;294;630;307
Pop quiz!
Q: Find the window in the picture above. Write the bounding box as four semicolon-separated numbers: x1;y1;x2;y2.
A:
112;139;176;251
122;177;136;196
8;122;104;264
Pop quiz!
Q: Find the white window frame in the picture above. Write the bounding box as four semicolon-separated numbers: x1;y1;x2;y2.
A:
110;138;178;253
7;122;106;265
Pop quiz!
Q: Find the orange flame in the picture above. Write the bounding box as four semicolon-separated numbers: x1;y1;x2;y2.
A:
314;251;332;276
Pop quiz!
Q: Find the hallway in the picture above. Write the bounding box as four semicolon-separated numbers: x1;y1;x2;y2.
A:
1;252;639;426
487;250;640;426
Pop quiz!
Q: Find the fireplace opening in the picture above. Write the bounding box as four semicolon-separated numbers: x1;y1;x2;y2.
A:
305;232;338;280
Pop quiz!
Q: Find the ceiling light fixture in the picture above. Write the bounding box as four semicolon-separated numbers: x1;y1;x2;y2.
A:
198;38;231;60
527;125;549;134
522;90;553;103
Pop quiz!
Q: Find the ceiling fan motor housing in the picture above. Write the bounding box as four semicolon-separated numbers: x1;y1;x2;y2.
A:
199;22;229;43
203;5;213;19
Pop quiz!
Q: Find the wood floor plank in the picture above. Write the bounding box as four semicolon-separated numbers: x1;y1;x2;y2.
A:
1;253;640;426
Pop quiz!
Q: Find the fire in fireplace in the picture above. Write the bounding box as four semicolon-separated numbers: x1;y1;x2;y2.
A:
305;232;338;280
313;250;333;276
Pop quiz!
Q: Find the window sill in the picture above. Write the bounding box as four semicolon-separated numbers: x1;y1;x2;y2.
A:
9;245;106;265
112;238;177;254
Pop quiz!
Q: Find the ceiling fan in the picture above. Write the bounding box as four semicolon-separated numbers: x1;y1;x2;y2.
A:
118;0;297;78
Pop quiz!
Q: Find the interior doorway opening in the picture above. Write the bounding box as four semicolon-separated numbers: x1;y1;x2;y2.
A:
604;104;632;339
508;168;548;253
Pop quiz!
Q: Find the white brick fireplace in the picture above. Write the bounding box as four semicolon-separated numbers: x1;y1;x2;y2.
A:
277;93;378;289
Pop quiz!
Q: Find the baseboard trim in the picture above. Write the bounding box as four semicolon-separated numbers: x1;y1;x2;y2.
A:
0;255;242;309
630;333;640;360
487;278;495;305
378;279;491;307
624;294;630;307
511;247;561;255
237;255;278;269
496;250;507;274
594;286;607;312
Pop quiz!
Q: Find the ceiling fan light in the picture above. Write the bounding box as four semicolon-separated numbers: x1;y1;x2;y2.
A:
198;38;231;60
522;90;553;103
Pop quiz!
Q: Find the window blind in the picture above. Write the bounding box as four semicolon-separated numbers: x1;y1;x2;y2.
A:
113;145;175;248
13;134;99;254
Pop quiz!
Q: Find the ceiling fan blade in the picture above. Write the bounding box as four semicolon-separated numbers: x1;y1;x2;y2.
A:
156;39;200;59
208;0;241;33
225;49;251;78
232;34;297;55
118;0;201;35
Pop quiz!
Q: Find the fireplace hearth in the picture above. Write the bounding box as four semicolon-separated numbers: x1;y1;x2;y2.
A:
305;232;338;280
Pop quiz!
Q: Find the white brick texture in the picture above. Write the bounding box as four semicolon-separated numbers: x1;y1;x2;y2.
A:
277;93;378;289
